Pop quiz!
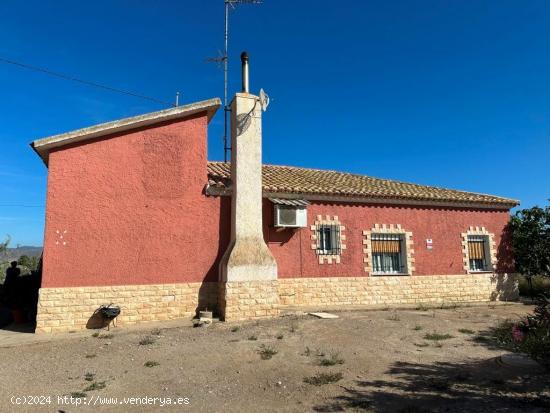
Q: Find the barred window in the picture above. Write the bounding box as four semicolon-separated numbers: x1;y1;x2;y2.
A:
468;235;490;271
371;233;406;274
316;223;341;255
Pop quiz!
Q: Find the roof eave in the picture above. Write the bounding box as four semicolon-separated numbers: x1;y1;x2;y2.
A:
205;185;518;210
31;97;221;166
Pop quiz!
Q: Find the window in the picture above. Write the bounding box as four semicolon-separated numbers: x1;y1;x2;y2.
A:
468;235;490;271
311;216;346;264
315;223;341;255
371;233;406;274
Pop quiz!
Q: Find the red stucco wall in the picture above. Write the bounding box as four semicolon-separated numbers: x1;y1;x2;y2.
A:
41;115;513;288
42;113;230;288
263;201;513;278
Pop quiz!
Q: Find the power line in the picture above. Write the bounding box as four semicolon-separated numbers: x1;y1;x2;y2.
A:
0;56;172;106
0;204;44;208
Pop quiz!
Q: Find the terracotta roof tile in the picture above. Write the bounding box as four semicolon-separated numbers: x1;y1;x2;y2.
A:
207;161;518;208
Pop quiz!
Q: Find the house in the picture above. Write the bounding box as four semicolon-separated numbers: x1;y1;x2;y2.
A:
30;56;519;333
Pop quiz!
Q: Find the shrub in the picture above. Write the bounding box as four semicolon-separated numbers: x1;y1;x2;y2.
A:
258;345;277;360
424;333;453;341
139;336;156;346
319;351;344;366
519;276;550;297
303;372;343;386
83;381;106;392
491;295;550;366
144;361;160;367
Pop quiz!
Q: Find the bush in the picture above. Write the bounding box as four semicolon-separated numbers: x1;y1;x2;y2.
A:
144;361;160;367
138;336;156;346
258;345;277;360
424;333;453;341
319;351;344;366
518;276;550;297
492;295;550;366
303;372;343;386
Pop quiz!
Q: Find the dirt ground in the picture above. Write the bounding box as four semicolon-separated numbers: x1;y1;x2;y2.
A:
0;303;548;413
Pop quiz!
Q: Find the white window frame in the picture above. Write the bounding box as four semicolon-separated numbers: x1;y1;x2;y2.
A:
370;233;407;275
461;226;497;274
310;215;346;264
363;224;415;276
467;234;492;272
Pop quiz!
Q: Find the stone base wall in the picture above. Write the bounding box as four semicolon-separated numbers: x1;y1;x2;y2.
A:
220;280;280;322
35;282;217;334
278;273;519;308
35;274;518;333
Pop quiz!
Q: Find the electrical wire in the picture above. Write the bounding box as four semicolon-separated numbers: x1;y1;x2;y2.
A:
0;56;172;106
0;205;45;208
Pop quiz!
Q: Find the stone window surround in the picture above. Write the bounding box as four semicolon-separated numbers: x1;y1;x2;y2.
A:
461;226;497;273
310;215;346;264
363;224;415;275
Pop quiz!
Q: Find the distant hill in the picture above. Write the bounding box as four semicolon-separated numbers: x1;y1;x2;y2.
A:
1;246;42;262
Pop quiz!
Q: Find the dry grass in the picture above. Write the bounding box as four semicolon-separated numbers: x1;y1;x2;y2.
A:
303;372;343;386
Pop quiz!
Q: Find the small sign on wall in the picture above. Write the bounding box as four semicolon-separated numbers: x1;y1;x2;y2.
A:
426;238;433;250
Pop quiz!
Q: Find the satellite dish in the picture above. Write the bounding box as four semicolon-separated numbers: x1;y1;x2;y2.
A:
259;88;270;112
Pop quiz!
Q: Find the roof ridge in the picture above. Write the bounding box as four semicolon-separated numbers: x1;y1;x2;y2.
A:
206;160;519;206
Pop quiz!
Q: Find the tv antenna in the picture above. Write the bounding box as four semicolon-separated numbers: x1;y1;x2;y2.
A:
206;0;263;162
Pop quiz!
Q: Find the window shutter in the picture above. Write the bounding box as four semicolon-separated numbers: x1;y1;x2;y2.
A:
372;235;402;253
468;237;486;260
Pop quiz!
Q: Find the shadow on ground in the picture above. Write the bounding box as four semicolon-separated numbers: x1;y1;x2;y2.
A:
314;330;550;413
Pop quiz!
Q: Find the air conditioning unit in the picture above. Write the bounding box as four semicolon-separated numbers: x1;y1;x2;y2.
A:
274;205;307;228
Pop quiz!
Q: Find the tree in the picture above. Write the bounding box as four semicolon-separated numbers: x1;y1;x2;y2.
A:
0;235;9;255
509;204;550;295
17;254;39;272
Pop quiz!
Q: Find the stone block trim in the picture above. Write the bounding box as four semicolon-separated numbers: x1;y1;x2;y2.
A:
278;274;519;308
220;280;280;321
35;282;217;334
461;226;497;273
310;215;346;264
362;224;415;275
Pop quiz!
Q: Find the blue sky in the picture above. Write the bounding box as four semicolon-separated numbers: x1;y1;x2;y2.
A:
1;0;549;246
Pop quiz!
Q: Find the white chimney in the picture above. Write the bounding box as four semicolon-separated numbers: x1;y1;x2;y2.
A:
219;52;279;321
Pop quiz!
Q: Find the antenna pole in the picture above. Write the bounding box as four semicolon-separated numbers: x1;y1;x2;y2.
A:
217;0;262;162
223;0;230;162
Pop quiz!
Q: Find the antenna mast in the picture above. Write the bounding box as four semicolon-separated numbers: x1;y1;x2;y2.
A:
213;0;262;162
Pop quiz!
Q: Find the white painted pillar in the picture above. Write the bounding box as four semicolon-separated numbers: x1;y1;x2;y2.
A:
220;92;277;282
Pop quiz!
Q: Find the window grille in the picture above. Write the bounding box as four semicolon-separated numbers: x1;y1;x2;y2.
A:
315;223;341;255
371;233;405;274
468;235;489;271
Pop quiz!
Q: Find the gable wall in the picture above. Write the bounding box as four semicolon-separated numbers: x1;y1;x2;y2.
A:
41;113;231;288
